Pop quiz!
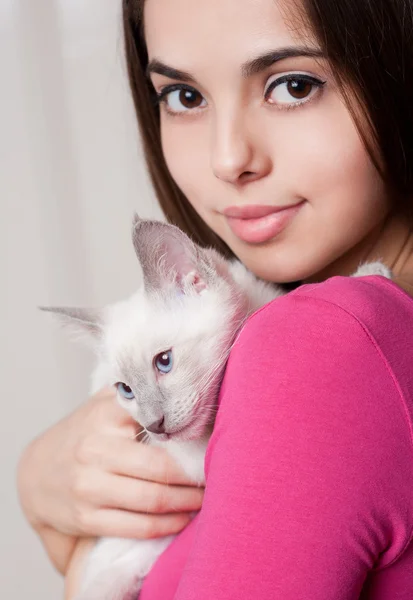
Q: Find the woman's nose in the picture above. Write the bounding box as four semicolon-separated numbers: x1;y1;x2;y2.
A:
211;115;271;185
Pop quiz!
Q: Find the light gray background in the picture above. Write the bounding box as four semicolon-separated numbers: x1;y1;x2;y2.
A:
1;1;163;597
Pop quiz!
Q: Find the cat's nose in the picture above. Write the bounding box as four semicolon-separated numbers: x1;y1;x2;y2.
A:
146;416;166;434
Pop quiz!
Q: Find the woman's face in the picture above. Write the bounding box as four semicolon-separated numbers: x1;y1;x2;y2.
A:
144;0;389;282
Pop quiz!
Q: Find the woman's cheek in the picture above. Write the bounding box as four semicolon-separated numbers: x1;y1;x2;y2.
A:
283;96;383;212
161;116;208;186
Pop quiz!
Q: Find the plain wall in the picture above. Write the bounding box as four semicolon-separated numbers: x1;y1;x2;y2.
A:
1;1;162;596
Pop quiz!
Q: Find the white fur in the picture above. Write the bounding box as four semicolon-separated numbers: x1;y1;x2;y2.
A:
352;260;392;279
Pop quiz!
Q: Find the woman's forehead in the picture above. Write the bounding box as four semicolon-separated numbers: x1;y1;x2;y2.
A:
144;0;313;69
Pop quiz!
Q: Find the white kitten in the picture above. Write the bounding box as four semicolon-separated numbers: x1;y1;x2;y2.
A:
42;217;391;600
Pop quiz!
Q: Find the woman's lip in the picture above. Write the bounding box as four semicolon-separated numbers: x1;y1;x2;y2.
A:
223;203;300;219
224;201;305;244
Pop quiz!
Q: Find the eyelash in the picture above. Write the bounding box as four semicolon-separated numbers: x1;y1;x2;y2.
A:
153;73;327;117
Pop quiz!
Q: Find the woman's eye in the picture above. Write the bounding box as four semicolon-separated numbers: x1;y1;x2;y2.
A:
157;86;207;115
115;382;135;400
265;75;326;107
154;349;173;374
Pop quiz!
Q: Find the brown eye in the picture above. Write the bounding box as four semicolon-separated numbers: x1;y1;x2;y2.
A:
287;79;313;99
160;87;207;114
178;89;203;109
265;74;325;107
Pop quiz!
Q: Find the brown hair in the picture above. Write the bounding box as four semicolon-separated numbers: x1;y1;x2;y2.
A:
122;0;413;252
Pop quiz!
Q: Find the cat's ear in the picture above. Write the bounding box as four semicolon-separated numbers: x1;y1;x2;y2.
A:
132;215;208;294
39;306;103;344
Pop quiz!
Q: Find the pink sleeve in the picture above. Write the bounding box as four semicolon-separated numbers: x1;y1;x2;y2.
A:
141;279;413;599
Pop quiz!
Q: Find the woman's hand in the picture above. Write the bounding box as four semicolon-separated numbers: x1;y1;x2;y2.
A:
17;387;204;572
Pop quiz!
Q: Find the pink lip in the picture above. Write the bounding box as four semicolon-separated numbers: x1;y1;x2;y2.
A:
223;201;305;244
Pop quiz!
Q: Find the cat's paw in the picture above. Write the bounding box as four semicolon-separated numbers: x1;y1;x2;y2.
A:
352;261;392;279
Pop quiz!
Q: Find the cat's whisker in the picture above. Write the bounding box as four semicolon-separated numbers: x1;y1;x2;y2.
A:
198;407;219;414
138;431;151;445
195;349;229;394
133;429;149;441
195;354;229;401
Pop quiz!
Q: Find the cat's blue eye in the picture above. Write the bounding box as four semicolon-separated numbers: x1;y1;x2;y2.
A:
115;382;135;400
154;350;173;374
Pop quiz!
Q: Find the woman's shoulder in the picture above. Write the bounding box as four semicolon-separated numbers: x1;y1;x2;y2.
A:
235;274;413;430
292;273;413;322
244;274;413;370
251;273;413;343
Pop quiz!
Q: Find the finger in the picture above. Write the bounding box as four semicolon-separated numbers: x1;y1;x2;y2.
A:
83;508;193;539
89;390;140;435
92;435;201;486
86;471;204;514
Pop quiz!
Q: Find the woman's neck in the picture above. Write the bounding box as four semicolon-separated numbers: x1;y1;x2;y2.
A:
305;211;413;291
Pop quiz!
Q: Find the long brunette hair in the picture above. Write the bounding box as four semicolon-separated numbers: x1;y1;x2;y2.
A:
122;0;413;254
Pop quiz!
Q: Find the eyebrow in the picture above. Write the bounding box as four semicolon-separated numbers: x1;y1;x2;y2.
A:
146;46;324;83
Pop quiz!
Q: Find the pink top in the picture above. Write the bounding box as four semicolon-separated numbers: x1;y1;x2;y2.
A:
140;275;413;599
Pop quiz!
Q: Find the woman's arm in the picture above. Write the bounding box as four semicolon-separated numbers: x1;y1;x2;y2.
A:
64;537;97;599
141;280;413;599
36;526;78;576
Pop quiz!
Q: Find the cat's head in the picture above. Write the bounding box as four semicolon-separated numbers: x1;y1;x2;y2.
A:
42;217;249;443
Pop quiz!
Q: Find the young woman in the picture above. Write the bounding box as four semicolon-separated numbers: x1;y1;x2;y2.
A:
18;0;413;597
